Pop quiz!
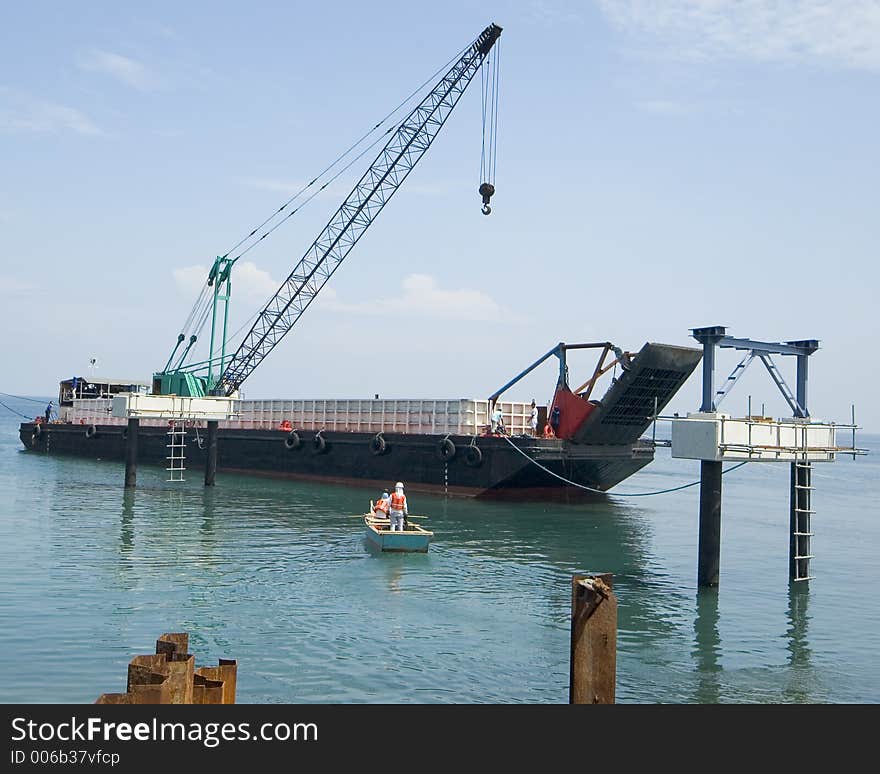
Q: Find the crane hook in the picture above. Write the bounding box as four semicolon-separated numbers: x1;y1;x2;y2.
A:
479;182;495;216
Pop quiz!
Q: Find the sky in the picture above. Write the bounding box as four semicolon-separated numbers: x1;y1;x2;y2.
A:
2;1;878;431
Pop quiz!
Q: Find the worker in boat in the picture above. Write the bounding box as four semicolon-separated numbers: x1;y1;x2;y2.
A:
373;491;390;519
529;400;538;436
388;482;408;532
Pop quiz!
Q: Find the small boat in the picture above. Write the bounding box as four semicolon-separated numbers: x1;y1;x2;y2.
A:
364;505;433;553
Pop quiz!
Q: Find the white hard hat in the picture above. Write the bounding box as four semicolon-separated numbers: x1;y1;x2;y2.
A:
395;481;404;489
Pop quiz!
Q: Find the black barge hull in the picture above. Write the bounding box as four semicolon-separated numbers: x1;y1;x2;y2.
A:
20;423;653;499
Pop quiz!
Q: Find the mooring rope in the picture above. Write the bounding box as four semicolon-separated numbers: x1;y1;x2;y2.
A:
0;391;47;405
501;435;749;497
0;398;33;419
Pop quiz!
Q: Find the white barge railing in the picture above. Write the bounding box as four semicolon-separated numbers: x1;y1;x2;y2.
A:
62;397;536;436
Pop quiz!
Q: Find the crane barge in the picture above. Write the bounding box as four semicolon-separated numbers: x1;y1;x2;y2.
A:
18;23;703;498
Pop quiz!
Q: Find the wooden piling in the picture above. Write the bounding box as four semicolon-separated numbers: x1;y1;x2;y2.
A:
569;573;616;704
124;417;139;489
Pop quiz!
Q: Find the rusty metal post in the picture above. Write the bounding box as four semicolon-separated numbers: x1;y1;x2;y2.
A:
205;420;218;486
124;417;139;489
121;665;174;704
569;573;616;704
95;693;133;704
123;633;194;704
97;632;238;704
195;659;237;704
128;653;194;704
156;632;189;656
193;674;226;704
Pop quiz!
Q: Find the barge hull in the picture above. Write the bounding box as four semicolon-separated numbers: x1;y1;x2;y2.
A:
20;423;653;499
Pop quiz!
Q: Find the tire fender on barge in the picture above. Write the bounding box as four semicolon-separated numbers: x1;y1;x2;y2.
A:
465;444;482;467
437;437;456;461
369;433;387;456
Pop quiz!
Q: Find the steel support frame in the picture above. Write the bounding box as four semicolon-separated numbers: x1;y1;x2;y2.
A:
487;342;614;405
690;326;820;587
690;326;818;415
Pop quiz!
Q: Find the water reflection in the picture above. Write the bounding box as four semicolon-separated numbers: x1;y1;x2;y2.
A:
200;488;216;546
387;566;403;595
782;582;814;702
786;583;812;666
692;588;722;703
120;489;135;555
422;494;649;572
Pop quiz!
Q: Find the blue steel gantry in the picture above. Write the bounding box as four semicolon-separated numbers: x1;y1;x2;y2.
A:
680;326;854;587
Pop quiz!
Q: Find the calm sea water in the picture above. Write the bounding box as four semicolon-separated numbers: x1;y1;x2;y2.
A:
1;396;877;704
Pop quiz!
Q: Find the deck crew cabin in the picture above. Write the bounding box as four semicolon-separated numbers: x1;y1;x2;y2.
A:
57;377;150;423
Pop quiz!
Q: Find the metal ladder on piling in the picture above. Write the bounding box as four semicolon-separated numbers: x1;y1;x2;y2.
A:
166;420;187;482
791;460;813;582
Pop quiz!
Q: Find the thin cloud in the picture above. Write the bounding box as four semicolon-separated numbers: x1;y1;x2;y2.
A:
77;49;160;91
173;261;280;299
234;261;281;298
240;178;309;196
0;94;103;136
634;99;693;115
399;182;451;196
0;277;36;294
172;265;208;295
173;269;515;323
140;20;178;40
598;0;880;71
238;176;363;204
320;273;514;322
523;0;585;27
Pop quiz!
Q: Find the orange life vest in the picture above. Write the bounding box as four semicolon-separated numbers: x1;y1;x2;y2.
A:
374;498;389;515
390;492;406;511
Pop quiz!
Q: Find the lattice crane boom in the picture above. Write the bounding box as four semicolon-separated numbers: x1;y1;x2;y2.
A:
216;23;502;396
